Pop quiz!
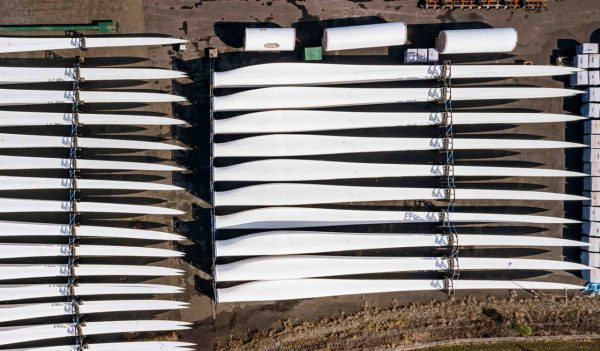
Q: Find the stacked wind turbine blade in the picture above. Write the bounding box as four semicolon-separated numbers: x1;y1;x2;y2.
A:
0;244;183;259
212;87;581;111
0;176;182;191
0;342;197;351
0;320;192;346
214;159;586;181
0;283;183;302
0;133;184;150
0;89;186;105
215;256;591;281
0;155;184;171
0;264;183;281
214;135;584;157
0;67;187;84
0;36;188;54
212;63;582;87
216;279;583;303
0;198;183;215
0;111;185;126
215;232;590;257
0;221;184;241
0;299;189;323
216;207;579;230
214;184;586;206
214;111;585;134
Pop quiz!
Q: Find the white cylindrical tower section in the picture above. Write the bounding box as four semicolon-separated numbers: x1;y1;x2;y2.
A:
322;22;407;51
436;28;518;54
244;28;296;51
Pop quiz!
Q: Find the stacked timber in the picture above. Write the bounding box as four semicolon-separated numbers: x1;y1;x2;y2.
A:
0;36;193;349
211;61;590;302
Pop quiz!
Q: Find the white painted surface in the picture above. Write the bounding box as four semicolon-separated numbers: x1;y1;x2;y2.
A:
216;207;578;229
0;176;181;191
582;251;600;267
217;279;581;302
0;283;183;302
3;342;197;351
583;269;600;282
577;43;599;54
0;320;191;346
584;88;600;103
0;198;183;215
0;300;188;323
583;206;600;221
244;28;295;51
582;103;600;118
216;232;588;256
0;89;185;105
213;63;578;87
215;184;585;206
0;221;183;241
584;178;600;192
584;149;600;163
583;191;600;206
0;244;183;259
0;264;183;281
583;221;600;237
214;135;583;157
215;159;584;181
583;236;600;252
215;256;589;281
0;111;184;126
0;155;183;171
0;67;186;84
214;111;584;134
436;28;518;54
322;22;407;51
213;87;580;111
0;133;183;150
0;36;188;54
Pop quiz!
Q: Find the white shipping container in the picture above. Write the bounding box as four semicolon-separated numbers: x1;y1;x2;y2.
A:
571;71;589;86
427;48;439;62
584;88;600;103
575;54;590;69
590;54;600;69
417;49;428;63
577;43;599;54
582;103;600;118
590;70;600;86
404;48;419;63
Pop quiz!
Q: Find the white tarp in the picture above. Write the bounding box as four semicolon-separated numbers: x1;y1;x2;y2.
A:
214;159;585;181
214;184;585;206
213;63;579;87
216;207;579;229
213;87;581;111
214;135;583;157
217;279;582;302
216;232;589;256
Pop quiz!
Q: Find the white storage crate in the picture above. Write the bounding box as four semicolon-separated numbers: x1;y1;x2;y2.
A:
590;54;600;69
582;103;600;118
577;43;599;54
571;71;589;86
427;48;439;62
575;54;590;68
590;70;600;86
404;48;418;63
584;87;600;103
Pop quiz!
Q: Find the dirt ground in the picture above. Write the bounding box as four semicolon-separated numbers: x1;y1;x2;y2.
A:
0;0;599;350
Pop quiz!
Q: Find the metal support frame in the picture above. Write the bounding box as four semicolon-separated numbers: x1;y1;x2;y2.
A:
208;48;218;306
68;56;86;350
439;60;460;294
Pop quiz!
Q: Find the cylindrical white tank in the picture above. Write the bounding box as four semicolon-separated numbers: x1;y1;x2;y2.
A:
322;22;407;52
435;28;518;54
244;28;296;51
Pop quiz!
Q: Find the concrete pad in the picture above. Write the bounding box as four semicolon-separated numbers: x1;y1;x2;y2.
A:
583;235;600;252
581;251;600;267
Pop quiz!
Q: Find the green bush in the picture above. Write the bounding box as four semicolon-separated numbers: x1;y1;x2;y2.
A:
510;320;532;337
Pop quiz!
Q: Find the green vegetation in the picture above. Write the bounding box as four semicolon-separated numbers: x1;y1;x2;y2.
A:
509;320;532;337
